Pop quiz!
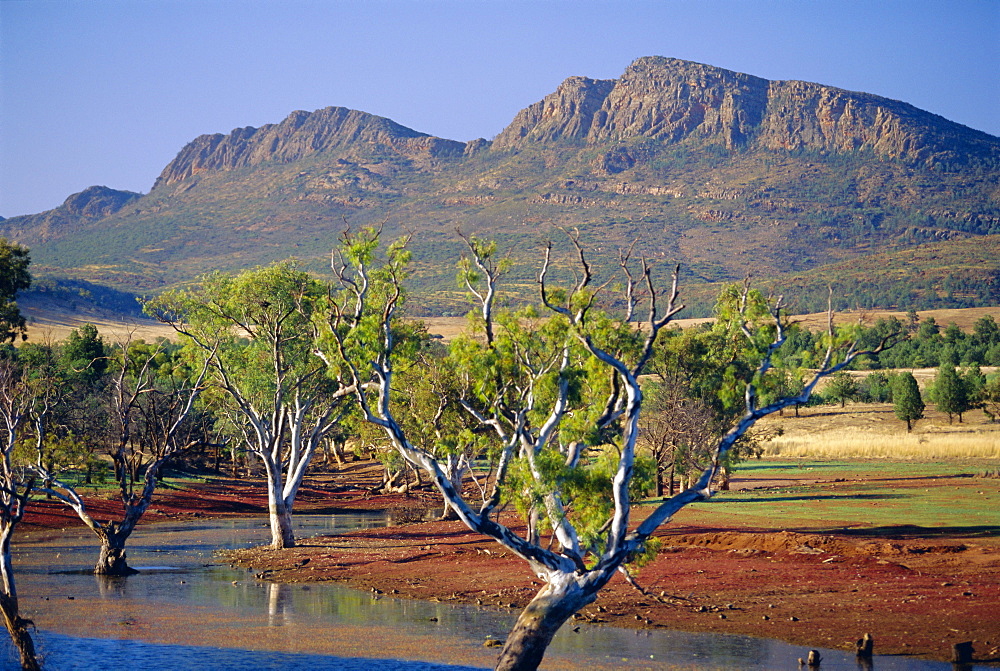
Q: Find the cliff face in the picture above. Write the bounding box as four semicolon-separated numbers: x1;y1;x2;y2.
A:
493;56;1000;167
492;76;617;148
154;106;468;188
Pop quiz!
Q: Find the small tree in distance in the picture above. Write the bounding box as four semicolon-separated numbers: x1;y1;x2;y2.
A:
893;372;924;432
824;370;858;408
930;362;971;424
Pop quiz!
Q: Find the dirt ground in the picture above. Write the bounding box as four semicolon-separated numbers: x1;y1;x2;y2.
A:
22;462;1000;666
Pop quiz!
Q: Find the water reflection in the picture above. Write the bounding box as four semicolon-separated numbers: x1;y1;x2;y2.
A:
267;583;291;627
4;516;981;670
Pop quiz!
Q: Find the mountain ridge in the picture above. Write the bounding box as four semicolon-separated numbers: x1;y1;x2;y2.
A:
4;56;998;316
493;57;998;167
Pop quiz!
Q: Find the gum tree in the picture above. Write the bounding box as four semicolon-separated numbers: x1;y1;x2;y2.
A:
0;357;40;670
39;333;212;574
319;230;897;671
146;261;356;548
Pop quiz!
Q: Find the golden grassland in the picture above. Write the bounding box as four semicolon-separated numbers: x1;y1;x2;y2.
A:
21;289;1000;346
759;402;1000;460
24;317;175;345
786;305;1000;333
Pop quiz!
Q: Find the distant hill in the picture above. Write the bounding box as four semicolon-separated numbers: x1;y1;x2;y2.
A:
4;56;998;316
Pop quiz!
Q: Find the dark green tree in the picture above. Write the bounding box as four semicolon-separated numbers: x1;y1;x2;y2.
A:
0;239;31;344
60;323;108;384
930;362;972;423
981;373;1000;422
964;363;987;409
859;371;893;403
893;372;924;432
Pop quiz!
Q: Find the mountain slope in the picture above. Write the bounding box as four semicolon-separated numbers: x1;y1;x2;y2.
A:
3;56;998;316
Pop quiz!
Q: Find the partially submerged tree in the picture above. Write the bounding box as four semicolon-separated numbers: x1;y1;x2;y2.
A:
38;332;212;574
0;358;40;670
318;229;895;671
146;261;356;548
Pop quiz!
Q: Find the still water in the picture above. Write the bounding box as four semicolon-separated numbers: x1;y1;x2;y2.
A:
3;515;976;670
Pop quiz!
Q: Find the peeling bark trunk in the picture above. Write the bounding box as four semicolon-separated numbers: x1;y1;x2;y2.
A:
269;502;295;549
494;582;596;671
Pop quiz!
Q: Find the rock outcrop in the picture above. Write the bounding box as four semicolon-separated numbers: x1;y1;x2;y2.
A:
4;56;997;314
154;107;467;188
492;56;1000;168
152;57;999;191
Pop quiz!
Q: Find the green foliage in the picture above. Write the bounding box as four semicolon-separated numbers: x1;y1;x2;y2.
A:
858;313;1000;370
503;447;656;555
928;362;973;423
824;371;859;408
980;372;1000;422
0;238;31;343
858;371;893;403
60;323;108;384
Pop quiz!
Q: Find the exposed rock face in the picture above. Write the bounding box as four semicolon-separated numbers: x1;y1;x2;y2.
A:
493;76;616;149
493;56;1000;167
5;56;998;314
154;107;467;188
590;58;769;148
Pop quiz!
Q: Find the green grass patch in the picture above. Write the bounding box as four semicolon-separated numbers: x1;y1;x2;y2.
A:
656;459;999;539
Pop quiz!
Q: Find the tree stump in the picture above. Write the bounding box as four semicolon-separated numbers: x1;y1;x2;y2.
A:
855;632;874;658
952;641;974;664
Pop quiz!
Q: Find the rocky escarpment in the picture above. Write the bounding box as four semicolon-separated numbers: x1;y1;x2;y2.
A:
0;186;140;243
493;56;1000;168
152;58;1000;191
153;107;470;188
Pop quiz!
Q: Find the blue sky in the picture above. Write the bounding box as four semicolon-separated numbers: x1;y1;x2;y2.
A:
1;0;997;218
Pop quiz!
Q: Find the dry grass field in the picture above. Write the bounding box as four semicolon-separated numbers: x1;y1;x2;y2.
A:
419;306;1000;343
20;293;174;344
759;402;1000;460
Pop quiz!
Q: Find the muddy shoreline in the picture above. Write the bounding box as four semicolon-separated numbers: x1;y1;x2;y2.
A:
21;469;1000;665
